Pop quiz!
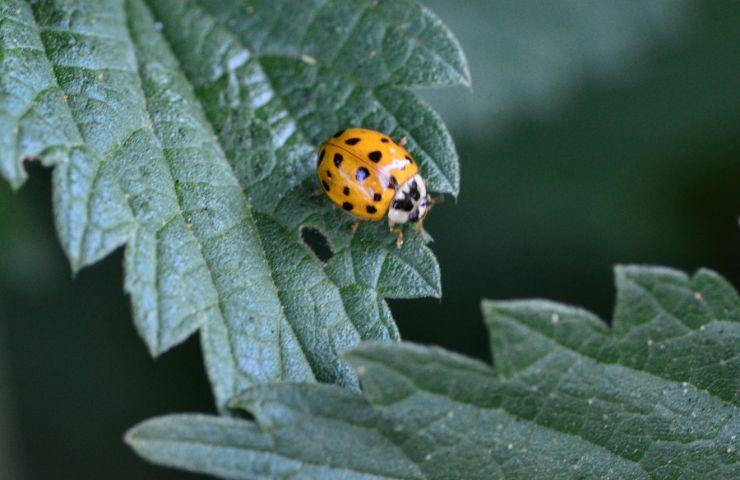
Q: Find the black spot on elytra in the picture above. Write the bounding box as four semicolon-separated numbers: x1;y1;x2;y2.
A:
333;129;345;138
326;169;332;178
381;138;390;143
405;155;413;163
386;175;398;189
366;205;377;214
373;192;382;202
342;202;354;211
317;149;325;166
345;137;361;145
334;153;343;167
343;186;350;196
368;151;382;162
356;167;369;181
322;181;330;191
392;197;414;212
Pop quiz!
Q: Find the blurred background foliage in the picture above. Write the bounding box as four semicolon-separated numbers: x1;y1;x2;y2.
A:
1;1;738;478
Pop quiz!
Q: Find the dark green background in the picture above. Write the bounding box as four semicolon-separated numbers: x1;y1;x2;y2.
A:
1;1;738;479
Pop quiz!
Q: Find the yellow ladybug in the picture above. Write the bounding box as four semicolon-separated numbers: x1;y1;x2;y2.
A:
316;128;432;247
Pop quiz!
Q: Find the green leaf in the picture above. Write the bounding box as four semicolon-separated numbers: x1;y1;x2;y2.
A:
0;0;466;408
127;266;740;479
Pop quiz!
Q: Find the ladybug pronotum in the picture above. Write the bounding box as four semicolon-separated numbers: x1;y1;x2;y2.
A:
316;128;432;247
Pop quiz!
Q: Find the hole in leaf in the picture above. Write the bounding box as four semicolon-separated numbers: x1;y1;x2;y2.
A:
300;226;333;263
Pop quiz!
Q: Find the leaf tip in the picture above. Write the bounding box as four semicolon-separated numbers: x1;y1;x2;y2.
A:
123;419;151;454
5;176;27;192
417;0;472;89
481;299;526;326
442;176;461;199
459;56;472;89
67;255;87;278
123;425;138;447
693;267;726;283
129;311;167;359
342;340;407;373
480;298;497;322
145;341;164;359
430;278;442;299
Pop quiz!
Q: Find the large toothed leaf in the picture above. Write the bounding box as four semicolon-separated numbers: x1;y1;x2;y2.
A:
0;0;465;408
127;266;740;479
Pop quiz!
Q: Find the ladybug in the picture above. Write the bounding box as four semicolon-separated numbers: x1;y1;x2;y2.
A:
315;128;433;248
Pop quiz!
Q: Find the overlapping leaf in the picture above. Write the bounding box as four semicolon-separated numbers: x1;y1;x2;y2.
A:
0;0;467;408
127;266;740;479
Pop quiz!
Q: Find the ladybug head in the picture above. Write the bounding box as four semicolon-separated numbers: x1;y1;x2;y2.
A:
388;174;429;225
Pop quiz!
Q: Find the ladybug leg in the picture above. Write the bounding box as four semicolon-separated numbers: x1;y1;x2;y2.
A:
417;195;435;233
398;136;408;147
388;218;404;248
311;188;324;197
351;219;362;233
425;194;437;213
392;227;404;248
431;194;445;205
